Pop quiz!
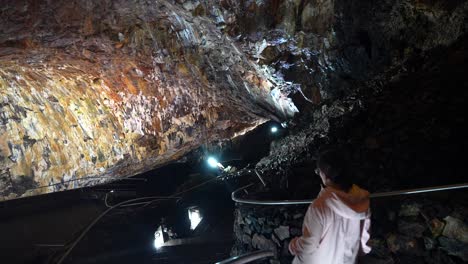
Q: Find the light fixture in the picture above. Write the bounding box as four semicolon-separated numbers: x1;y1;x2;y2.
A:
153;226;165;249
271;126;278;133
188;207;203;230
207;157;218;168
207;156;224;169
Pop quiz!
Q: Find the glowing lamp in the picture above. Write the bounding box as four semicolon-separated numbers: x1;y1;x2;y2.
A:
207;157;218;168
207;157;224;169
153;226;165;249
188;207;203;230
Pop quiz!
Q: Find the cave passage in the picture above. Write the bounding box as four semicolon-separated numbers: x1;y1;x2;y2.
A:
1;0;468;263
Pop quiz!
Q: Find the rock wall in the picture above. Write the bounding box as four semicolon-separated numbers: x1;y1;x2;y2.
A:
0;0;299;200
232;193;468;263
254;34;468;194
204;0;468;193
200;0;468;103
192;0;468;192
225;0;468;262
232;204;306;263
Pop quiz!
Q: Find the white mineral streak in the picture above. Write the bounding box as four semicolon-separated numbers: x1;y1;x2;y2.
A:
119;91;158;136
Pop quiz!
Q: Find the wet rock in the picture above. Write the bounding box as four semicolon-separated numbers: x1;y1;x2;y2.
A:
243;225;252;235
234;209;243;224
399;203;422;217
293;213;303;219
423;237;435;250
398;221;426;238
273;217;281;226
429;218;445;236
260;45;281;64
368;239;391;258
253;222;262;233
242;234;251;245
451;206;468;220
438;236;468;261
261;226;272;234
271;234;281;247
274;226;290;241
386;234;425;256
252;233;276;253
442;216;468;243
425;249;457;264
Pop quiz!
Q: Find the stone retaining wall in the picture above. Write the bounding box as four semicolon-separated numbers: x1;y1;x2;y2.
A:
232;192;468;264
232;204;308;263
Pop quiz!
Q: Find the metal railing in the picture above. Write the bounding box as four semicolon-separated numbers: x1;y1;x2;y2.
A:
232;183;468;206
215;250;274;264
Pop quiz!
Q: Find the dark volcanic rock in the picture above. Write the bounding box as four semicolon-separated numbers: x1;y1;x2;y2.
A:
398;220;427;238
439;236;468;261
227;2;468;263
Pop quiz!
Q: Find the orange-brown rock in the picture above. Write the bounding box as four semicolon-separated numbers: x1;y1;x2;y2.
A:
0;0;297;200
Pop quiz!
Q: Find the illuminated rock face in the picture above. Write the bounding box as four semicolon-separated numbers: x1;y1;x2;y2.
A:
0;0;298;200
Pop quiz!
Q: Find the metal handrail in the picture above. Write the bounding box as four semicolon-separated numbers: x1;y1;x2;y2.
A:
232;183;468;205
215;250;274;264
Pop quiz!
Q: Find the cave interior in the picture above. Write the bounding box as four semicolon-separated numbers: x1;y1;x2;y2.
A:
0;0;468;263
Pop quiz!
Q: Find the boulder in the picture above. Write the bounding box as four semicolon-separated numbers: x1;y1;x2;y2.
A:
274;225;290;241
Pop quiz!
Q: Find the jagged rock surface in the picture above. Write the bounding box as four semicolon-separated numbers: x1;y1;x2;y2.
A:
228;0;468;192
0;0;299;200
224;0;468;262
233;193;468;263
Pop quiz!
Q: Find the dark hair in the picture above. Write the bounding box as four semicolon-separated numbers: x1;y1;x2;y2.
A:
317;148;353;191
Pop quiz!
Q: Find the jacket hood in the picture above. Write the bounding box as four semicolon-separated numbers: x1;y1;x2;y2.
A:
320;185;370;220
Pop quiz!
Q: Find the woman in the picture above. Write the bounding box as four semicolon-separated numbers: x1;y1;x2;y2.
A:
289;148;371;263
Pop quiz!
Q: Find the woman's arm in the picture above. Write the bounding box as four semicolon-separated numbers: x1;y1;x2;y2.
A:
288;204;325;256
359;211;372;255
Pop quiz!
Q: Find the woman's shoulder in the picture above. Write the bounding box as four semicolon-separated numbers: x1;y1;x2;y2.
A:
310;188;335;210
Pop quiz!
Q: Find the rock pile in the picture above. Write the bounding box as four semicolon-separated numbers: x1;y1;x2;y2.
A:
364;195;468;263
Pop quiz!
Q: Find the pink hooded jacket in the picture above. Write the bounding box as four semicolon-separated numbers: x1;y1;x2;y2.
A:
289;185;371;264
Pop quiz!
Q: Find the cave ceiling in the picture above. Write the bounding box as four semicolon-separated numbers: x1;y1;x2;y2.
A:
1;0;467;200
0;0;299;200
